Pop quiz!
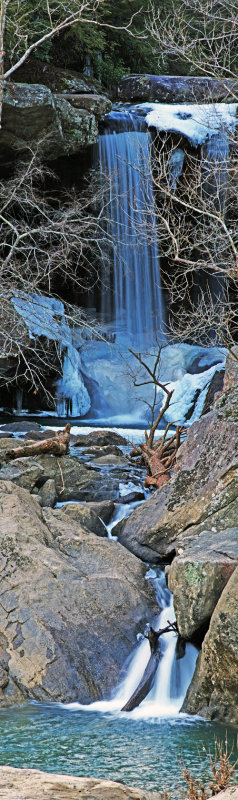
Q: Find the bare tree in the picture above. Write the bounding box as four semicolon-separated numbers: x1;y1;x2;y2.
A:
149;0;238;95
0;145;114;405
146;0;238;345
128;346;186;490
0;0;143;125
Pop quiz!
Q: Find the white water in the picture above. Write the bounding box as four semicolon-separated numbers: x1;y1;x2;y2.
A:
64;569;198;720
98;121;164;346
10;103;233;422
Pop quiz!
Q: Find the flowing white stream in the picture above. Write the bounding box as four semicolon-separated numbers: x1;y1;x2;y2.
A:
97;116;165;346
65;568;198;720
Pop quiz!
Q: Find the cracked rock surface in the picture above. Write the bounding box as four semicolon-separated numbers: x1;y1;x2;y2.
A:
0;481;157;706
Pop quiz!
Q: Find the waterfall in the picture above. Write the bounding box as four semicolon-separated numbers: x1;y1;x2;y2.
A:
65;568;198;719
97;111;164;347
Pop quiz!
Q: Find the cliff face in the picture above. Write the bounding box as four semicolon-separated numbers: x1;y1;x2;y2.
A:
0;78;111;162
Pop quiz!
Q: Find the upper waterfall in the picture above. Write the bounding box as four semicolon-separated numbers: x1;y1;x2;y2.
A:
96;110;165;347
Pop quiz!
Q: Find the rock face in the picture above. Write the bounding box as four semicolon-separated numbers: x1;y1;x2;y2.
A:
167;529;238;640
183;567;238;723
118;366;238;563
119;74;238;103
0;81;111;162
0;767;162;800
0;480;157;706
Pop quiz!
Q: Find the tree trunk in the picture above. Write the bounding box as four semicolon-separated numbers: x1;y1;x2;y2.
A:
121;623;178;712
4;424;71;461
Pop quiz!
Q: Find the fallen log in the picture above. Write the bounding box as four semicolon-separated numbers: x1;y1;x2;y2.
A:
121;623;178;712
121;653;159;712
4;424;71;462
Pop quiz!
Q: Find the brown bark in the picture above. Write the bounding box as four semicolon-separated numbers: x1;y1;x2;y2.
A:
4;424;71;462
130;425;186;490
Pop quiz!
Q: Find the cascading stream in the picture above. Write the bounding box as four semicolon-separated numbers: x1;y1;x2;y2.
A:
65;564;198;720
97;112;164;347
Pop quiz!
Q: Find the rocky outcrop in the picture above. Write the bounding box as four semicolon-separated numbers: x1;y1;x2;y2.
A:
119;75;238;103
0;480;157;706
0;81;111;162
183;566;238;723
167;529;238;640
0;767;162;800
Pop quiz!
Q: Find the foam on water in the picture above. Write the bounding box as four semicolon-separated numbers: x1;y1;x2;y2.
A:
63;570;198;721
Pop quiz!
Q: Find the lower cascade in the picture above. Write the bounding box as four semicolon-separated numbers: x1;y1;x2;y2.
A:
65;569;198;719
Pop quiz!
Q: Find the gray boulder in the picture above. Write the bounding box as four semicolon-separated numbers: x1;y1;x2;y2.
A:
0;480;157;706
52;501;114;536
119;75;238;103
167;529;238;639
1;82;111;161
183;566;238;724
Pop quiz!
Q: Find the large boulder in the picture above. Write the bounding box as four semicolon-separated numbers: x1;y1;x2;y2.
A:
0;82;111;162
119;75;238;103
0;767;161;800
0;481;157;706
182;567;238;723
118;360;238;562
167;529;238;639
52;500;115;536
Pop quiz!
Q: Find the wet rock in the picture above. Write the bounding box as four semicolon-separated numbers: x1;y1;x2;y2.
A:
183;566;238;724
0;432;13;439
23;429;57;440
0;480;157;705
88;454;128;468
82;445;123;457
119;75;238;103
201;369;225;416
0;422;42;433
74;430;128;447
167;529;238;639
0;767;161;800
0;452;120;502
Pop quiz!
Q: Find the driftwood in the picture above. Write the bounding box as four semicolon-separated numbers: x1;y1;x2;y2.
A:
4;424;71;462
130;424;186;490
121;622;179;712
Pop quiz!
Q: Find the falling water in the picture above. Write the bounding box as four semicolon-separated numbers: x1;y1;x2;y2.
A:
97;110;164;346
65;568;198;719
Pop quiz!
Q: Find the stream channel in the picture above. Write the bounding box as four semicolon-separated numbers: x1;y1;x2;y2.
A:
0;423;237;796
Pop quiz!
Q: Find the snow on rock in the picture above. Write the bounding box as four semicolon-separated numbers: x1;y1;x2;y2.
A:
143;102;238;146
12;295;90;417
